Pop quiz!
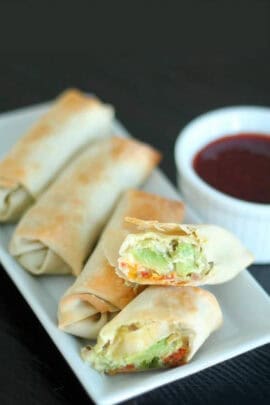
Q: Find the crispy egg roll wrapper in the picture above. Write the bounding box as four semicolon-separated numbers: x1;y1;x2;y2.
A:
82;286;222;373
58;190;184;339
0;89;114;222
116;219;253;286
9;138;161;276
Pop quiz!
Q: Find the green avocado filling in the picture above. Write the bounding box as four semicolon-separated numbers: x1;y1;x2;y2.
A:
86;328;184;373
125;334;182;369
127;235;211;279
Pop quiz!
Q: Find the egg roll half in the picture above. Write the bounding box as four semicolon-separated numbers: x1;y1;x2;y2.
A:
116;218;253;286
82;286;222;374
58;189;184;339
0;89;114;222
9;137;160;276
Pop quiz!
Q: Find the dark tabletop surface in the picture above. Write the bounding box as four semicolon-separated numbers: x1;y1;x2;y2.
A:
0;2;270;404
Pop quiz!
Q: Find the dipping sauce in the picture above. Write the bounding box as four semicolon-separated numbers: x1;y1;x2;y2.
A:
193;133;270;204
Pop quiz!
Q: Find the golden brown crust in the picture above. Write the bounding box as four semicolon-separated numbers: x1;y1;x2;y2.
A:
0;89;103;189
0;175;22;189
98;286;223;344
152;286;198;313
56;88;101;112
83;190;183;308
124;217;190;235
83;262;141;309
58;190;185;335
11;138;161;275
12;153;106;275
69;293;114;314
109;137;161;167
72;246;142;311
82;286;222;370
123;190;184;225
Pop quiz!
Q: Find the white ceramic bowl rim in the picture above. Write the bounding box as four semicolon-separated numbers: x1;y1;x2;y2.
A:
175;105;270;215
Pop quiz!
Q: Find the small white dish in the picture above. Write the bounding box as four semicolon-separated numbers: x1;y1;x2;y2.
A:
175;106;270;264
0;103;269;405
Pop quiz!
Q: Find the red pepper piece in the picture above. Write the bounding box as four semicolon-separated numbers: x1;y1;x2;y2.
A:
163;347;187;367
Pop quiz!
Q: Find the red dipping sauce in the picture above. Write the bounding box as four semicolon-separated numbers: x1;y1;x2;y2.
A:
193;133;270;204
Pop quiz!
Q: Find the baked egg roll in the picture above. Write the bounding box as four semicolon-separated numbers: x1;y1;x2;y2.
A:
0;89;114;222
58;189;184;339
82;286;222;374
9;138;161;276
116;218;253;286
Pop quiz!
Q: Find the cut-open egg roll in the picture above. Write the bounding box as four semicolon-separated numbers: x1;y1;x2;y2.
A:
58;190;184;339
0;89;114;222
82;285;222;374
116;218;253;286
9;138;160;276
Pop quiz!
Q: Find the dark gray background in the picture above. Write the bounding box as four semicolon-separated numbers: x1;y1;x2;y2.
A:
0;1;269;404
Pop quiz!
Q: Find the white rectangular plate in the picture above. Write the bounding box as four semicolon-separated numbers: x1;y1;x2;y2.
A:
0;102;270;405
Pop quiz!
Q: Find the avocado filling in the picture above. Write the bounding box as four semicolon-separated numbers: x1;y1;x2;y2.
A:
120;232;212;280
83;324;188;374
